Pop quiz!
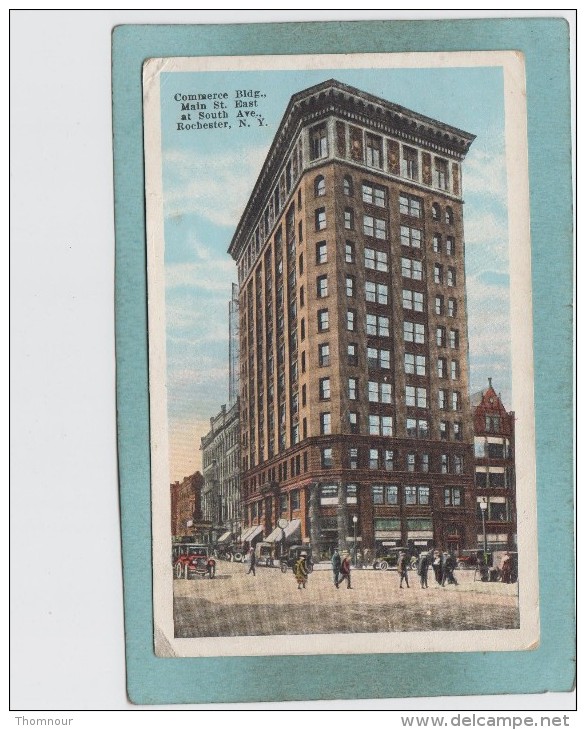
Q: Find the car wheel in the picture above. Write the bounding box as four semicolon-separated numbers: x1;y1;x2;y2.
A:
209;564;216;579
379;561;389;571
307;564;314;574
280;563;288;573
174;563;182;579
234;552;242;563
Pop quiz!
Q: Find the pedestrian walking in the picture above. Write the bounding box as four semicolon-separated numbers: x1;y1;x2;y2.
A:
337;552;352;589
398;550;410;588
294;551;309;589
432;550;442;584
246;546;256;576
418;550;430;588
441;551;458;586
331;548;341;588
501;553;513;584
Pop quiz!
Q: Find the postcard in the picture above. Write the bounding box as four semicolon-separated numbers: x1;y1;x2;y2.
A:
141;50;540;661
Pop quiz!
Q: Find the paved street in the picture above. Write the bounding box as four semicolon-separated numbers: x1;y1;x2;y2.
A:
173;560;519;638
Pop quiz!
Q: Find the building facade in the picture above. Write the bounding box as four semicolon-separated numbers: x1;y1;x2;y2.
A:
170;471;204;539
200;399;241;540
228;80;477;558
472;379;516;551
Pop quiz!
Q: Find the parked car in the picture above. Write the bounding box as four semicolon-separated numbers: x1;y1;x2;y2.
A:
372;547;412;571
280;545;314;573
255;541;276;567
172;543;216;579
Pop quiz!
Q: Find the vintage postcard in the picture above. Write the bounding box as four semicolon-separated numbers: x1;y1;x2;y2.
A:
143;51;539;659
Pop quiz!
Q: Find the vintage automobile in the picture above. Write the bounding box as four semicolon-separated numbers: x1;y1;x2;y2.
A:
372;547;413;571
279;545;314;573
255;541;276;567
172;543;216;579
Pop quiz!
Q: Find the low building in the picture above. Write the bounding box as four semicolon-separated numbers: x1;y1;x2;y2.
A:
170;471;204;540
472;379;516;551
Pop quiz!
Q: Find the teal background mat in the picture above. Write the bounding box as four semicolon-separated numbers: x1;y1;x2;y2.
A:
113;19;574;705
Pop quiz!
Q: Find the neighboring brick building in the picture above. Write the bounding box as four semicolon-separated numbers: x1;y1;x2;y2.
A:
472;379;517;551
170;471;204;539
228;79;477;558
200;399;241;540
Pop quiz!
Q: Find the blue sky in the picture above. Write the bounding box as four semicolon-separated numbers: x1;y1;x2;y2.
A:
161;65;511;481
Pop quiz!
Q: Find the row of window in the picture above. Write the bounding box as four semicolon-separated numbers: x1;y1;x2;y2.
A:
323;446;466;471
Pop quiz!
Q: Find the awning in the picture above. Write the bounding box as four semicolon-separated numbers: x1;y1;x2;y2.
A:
216;531;232;545
242;525;263;543
240;526;254;542
264;527;283;544
283;519;301;540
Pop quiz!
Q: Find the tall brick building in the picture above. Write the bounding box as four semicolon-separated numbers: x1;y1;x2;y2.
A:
228;80;477;558
170;471;204;540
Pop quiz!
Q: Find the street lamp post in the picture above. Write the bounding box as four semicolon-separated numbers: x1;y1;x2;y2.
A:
352;515;358;566
479;498;488;564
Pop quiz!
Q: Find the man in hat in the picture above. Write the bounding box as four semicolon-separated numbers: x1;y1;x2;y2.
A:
397;550;410;588
246;546;256;576
337;552;352;589
331;548;342;588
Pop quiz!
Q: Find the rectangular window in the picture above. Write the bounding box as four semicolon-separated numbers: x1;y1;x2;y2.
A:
320;412;331;435
447;267;456;287
449;330;459;349
362;183;386;207
435;158;448;190
318;309;329;332
399;192;422;216
401;148;419;181
403;289;424;312
441;454;449;474
453;455;464;474
406;386;427;408
347;309;356;331
366;133;383;168
318;343;330;367
421;454;430;473
317;275;328;298
291;490;300;511
349;412;358;434
452;391;461;411
347;343;358;366
435;295;444;316
438;389;448;410
345;241;355;263
365;248;388;271
404;486;417;505
319;377;331;400
384;450;394;472
348;378;357;400
316;241;327;264
448;298;457;317
418;487;430;505
344;208;354;230
433;234;442;253
436;326;446;347
315;207;326;231
451;360;459;380
310;124;328;160
400;225;422;248
440;421;448;440
385;485;398;504
402;257;423;280
407;452;416;472
365;281;388;304
438;357;447;378
363;215;387;239
446;237;455;255
369;448;379;470
372;485;384;504
404;321;425;344
453;422;463;441
404;353;426;375
321;447;333;468
346;275;355;298
434;264;443;284
349;447;358;470
445;488;462;507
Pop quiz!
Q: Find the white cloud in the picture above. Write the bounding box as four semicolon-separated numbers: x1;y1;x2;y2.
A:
164;145;268;228
463;137;508;206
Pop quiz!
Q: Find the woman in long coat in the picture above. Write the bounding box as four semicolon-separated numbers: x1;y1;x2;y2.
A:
294;552;309;589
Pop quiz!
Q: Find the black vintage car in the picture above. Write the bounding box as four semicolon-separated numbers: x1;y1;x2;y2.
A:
279;545;314;573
